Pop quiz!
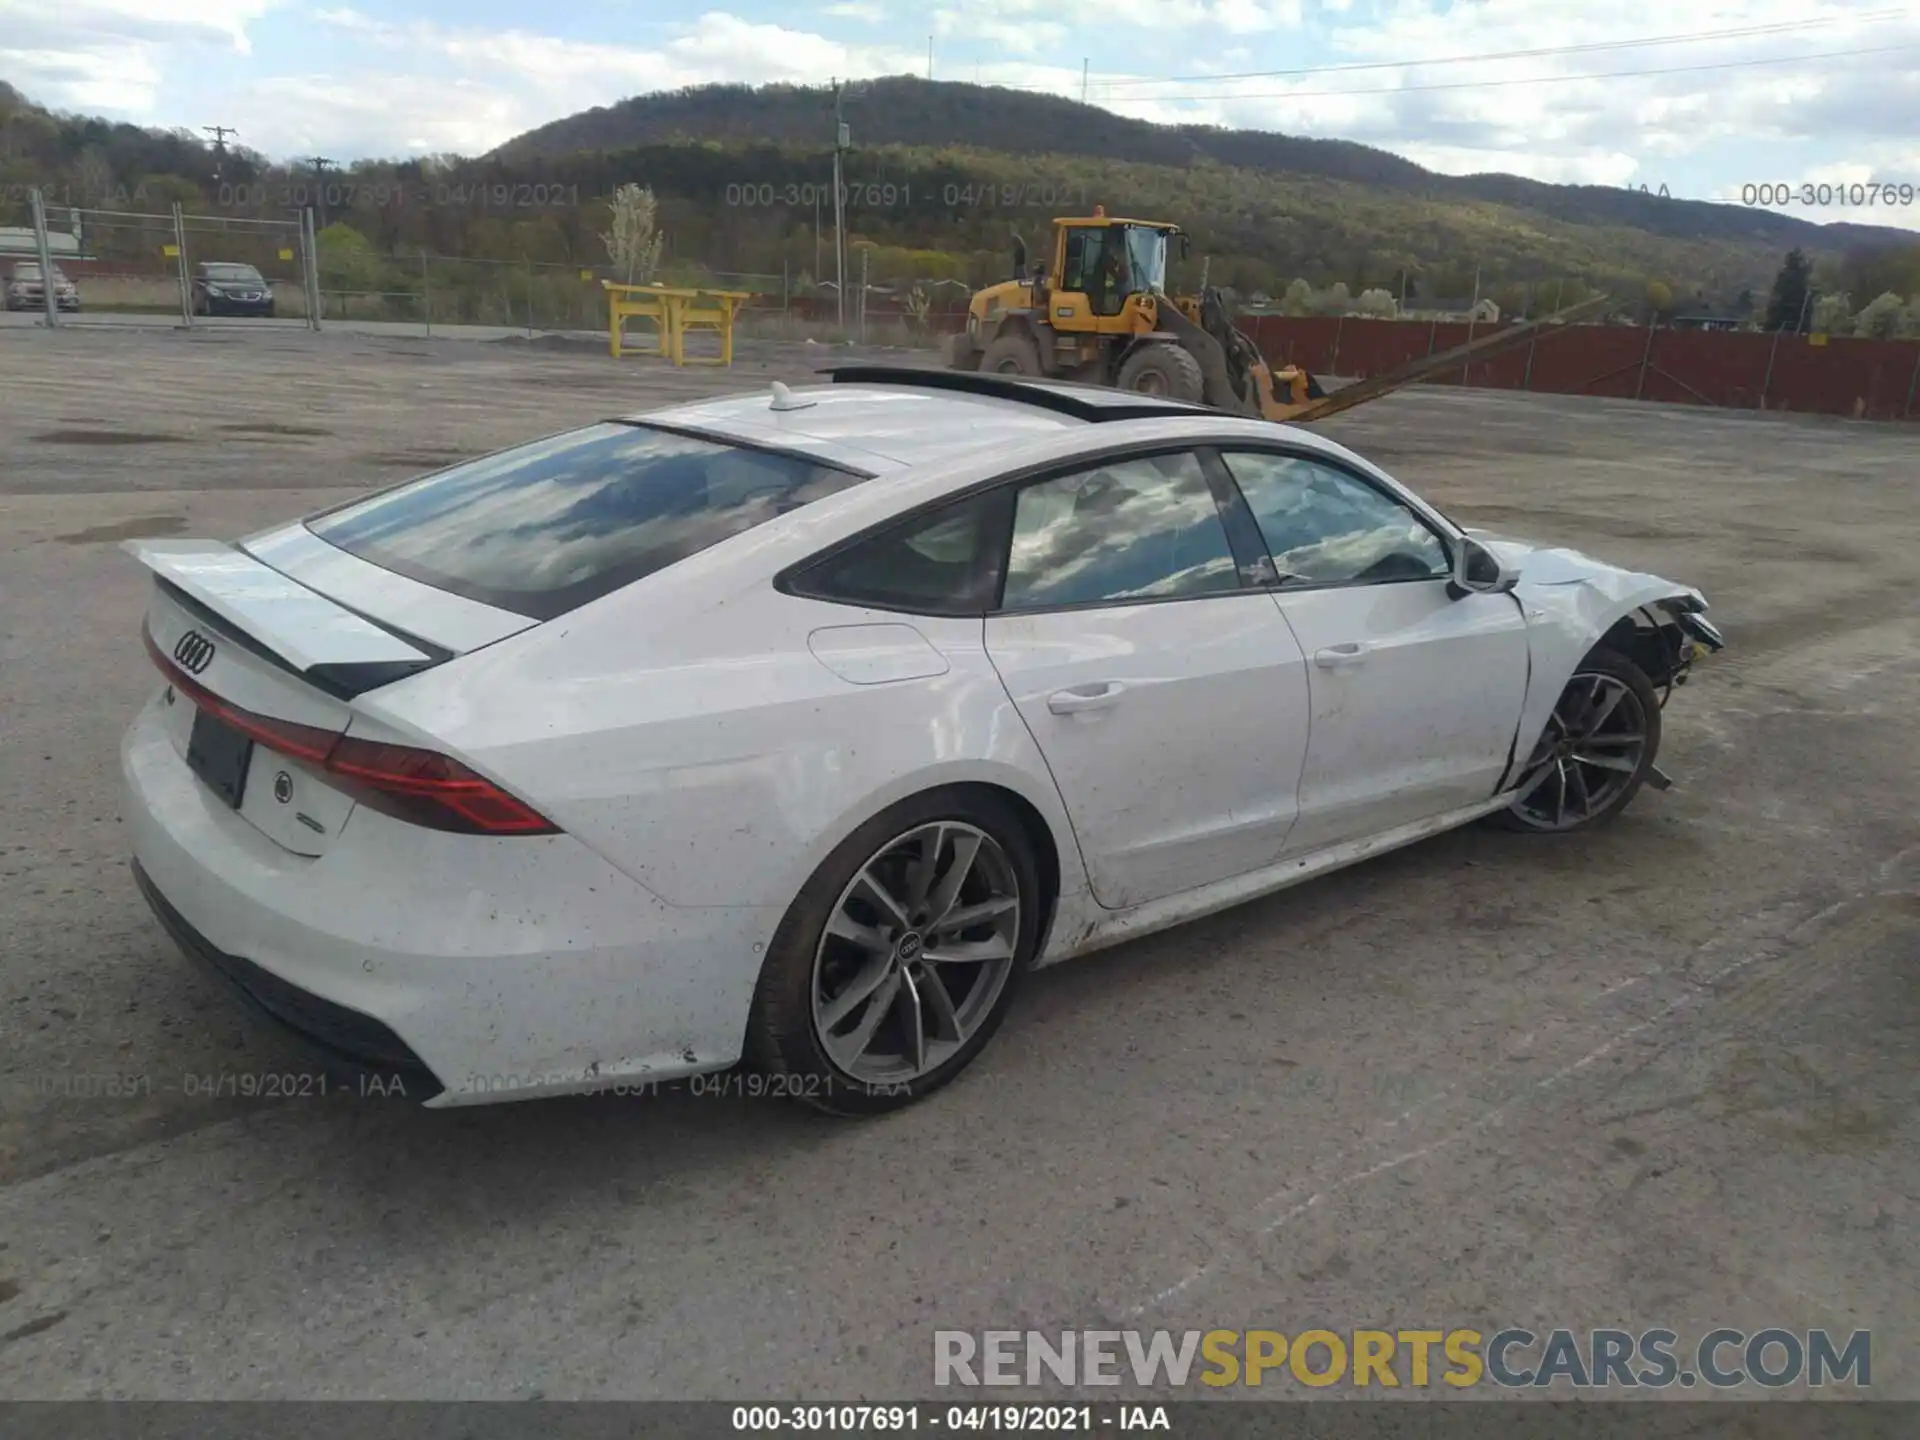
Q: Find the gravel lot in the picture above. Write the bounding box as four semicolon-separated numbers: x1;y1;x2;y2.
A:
1;325;1914;1399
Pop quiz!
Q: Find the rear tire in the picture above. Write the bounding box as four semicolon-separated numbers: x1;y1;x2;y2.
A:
1117;342;1205;403
746;788;1042;1116
1490;647;1662;832
980;334;1044;377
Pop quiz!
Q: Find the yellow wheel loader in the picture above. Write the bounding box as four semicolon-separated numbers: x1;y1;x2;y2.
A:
945;208;1605;423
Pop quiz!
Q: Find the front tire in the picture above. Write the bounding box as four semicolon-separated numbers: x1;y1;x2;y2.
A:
979;333;1044;377
746;788;1042;1115
1492;647;1662;832
1116;342;1205;402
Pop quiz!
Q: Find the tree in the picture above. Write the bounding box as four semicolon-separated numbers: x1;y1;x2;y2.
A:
73;145;113;206
1810;291;1853;335
1644;279;1673;319
1317;280;1352;316
601;182;665;284
1353;287;1397;318
1764;248;1812;332
314;222;386;291
1853;291;1910;339
1280;277;1313;316
1733;287;1756;316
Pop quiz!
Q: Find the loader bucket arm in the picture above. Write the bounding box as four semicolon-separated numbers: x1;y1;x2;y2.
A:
1269;294;1612;423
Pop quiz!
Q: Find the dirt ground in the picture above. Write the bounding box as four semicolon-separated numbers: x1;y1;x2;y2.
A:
0;325;1914;1400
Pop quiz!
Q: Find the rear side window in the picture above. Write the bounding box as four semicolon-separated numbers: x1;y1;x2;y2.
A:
309;423;865;619
788;490;1007;616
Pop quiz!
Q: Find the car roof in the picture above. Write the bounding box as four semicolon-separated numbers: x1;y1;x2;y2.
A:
629;372;1237;475
631;383;1085;473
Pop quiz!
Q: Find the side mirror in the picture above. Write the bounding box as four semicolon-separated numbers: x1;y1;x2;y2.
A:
1449;535;1519;598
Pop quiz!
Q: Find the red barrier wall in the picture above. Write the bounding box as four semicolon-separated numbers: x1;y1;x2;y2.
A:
755;302;1920;420
1238;316;1920;423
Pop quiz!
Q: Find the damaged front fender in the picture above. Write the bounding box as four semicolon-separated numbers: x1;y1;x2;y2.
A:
1468;531;1723;787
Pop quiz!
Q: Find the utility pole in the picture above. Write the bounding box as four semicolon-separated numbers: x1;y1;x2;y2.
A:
927;37;933;81
306;156;335;230
203;125;237;185
831;81;848;331
1081;59;1089;103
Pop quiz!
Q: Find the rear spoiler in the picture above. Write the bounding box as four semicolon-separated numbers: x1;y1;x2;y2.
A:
126;539;443;698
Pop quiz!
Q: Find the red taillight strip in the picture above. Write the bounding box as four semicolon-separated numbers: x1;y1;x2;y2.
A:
145;627;336;763
144;625;558;836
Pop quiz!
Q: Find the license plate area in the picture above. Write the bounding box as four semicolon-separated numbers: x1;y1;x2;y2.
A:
186;707;253;809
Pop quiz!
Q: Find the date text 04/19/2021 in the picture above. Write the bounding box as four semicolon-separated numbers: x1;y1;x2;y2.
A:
722;183;1090;210
730;1405;1170;1431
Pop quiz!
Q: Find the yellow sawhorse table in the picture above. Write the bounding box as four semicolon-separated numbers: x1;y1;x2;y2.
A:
602;281;674;359
602;283;755;366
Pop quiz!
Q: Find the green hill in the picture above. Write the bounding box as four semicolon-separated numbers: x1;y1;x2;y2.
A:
4;74;1916;317
497;75;1912;257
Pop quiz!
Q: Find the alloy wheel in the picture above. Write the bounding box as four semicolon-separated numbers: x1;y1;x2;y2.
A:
810;821;1021;1085
1506;671;1649;831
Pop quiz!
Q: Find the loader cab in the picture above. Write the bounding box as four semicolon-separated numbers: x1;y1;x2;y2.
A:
1051;211;1181;327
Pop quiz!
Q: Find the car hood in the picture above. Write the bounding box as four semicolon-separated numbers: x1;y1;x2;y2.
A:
1463;527;1707;608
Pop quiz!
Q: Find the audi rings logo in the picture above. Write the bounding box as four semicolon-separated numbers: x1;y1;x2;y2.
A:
172;630;216;675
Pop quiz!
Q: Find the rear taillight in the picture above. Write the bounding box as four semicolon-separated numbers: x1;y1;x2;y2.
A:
145;628;557;836
325;737;557;835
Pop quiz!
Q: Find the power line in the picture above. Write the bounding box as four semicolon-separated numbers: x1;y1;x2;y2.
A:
1086;10;1909;90
969;10;1908;97
1081;41;1920;104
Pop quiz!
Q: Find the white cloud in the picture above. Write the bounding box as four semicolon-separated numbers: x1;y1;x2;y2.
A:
258;9;933;157
0;0;274;114
8;0;1915;238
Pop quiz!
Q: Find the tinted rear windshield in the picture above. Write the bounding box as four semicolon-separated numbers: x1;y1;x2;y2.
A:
308;422;867;618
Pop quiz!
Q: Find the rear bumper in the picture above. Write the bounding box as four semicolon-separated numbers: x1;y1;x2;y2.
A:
122;692;780;1107
133;858;441;1097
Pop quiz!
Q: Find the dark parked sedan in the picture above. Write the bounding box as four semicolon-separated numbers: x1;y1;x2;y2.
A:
192;262;275;317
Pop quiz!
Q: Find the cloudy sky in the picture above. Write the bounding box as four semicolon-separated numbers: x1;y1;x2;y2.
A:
2;0;1917;230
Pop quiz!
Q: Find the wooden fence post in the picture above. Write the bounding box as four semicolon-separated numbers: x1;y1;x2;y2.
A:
1633;317;1657;401
1758;329;1783;411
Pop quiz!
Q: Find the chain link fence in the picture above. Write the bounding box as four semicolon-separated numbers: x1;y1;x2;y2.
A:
9;191;319;330
178;211;315;328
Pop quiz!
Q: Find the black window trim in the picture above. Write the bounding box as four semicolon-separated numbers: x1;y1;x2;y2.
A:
782;484;1015;619
1208;443;1461;595
776;437;1283;620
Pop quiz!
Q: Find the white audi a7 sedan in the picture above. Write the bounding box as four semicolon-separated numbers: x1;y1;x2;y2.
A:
122;367;1723;1113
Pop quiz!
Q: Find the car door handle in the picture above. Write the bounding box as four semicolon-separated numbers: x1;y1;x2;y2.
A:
1313;643;1368;669
1047;682;1126;715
